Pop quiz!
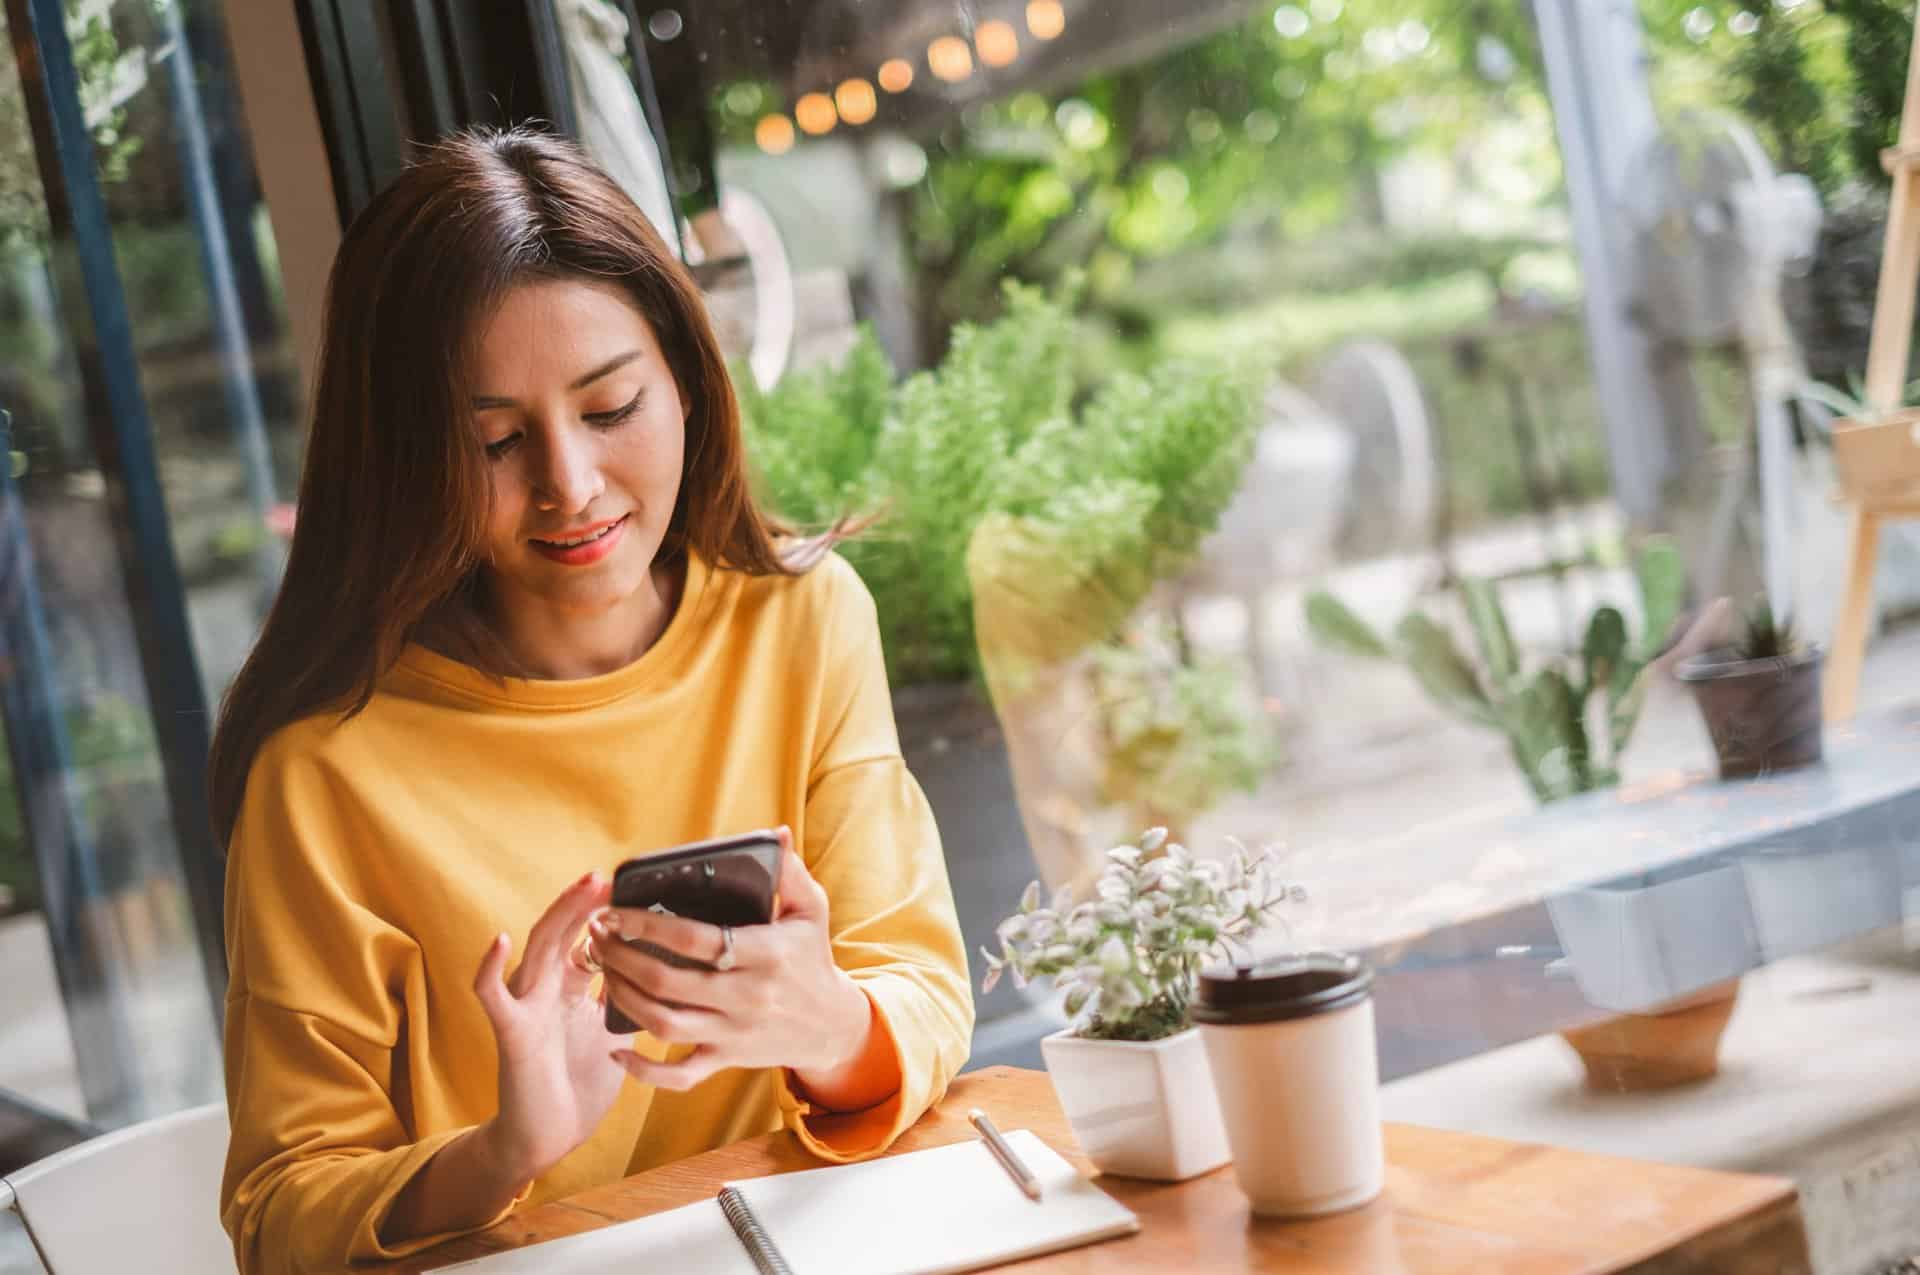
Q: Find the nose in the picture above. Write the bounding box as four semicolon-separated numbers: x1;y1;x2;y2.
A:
531;423;605;514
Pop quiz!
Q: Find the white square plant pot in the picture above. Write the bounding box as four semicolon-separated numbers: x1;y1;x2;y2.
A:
1039;1026;1232;1181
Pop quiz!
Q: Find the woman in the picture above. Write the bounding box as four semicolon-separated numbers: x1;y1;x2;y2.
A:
213;127;972;1275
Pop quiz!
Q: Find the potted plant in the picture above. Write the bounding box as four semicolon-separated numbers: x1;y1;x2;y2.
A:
740;285;1260;1029
1804;371;1920;505
1675;597;1823;780
980;826;1304;1181
1302;539;1684;806
1674;601;1899;964
1303;540;1751;1090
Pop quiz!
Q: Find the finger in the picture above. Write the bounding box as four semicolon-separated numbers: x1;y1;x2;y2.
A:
471;933;513;1024
518;871;611;991
772;835;829;921
610;1045;727;1092
601;908;752;971
602;975;728;1045
592;925;732;1012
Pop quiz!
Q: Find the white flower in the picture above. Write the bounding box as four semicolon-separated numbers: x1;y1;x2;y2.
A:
996;915;1028;943
1098;935;1131;974
1139;826;1169;853
1020;880;1042;913
1107;844;1143;868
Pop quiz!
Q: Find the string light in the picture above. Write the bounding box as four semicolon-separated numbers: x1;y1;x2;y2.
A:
835;78;877;125
976;19;1019;67
1026;0;1065;40
754;114;795;154
928;35;974;82
794;92;837;135
878;57;915;92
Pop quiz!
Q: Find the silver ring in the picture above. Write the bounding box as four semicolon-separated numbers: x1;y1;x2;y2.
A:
714;925;737;972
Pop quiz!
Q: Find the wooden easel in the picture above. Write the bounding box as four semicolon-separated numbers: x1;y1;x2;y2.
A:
1824;4;1920;724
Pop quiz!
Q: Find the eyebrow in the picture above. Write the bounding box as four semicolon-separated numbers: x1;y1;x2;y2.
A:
470;350;646;409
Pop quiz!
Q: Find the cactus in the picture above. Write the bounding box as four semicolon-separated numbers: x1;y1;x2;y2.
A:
1733;596;1800;662
1304;539;1685;805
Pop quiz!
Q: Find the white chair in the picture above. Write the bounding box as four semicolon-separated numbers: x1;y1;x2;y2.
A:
1;1101;235;1274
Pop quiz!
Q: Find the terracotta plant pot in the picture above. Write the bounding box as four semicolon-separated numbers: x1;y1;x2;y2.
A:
1558;980;1739;1092
1676;646;1824;780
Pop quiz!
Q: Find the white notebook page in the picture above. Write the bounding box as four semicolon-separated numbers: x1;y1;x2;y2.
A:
425;1129;1138;1275
730;1129;1139;1275
423;1193;753;1275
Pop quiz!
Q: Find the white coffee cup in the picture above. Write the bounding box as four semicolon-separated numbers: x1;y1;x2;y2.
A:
1192;952;1384;1218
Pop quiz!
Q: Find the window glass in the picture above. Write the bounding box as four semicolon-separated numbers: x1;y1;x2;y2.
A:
626;7;1920;1181
1;3;302;1264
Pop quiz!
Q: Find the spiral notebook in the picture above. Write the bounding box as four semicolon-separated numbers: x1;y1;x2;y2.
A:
424;1130;1138;1275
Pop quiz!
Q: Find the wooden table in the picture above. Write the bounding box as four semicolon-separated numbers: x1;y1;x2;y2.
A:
373;1066;1811;1274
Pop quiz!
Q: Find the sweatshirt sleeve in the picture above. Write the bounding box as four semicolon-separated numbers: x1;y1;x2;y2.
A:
777;559;977;1160
219;736;525;1274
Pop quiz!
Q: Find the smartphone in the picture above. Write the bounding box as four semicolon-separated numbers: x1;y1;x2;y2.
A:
603;829;783;1034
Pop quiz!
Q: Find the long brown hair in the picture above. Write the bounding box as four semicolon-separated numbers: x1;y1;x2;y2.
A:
209;127;817;847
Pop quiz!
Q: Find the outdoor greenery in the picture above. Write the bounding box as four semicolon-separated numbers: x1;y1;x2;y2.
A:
738;283;1259;687
0;691;159;914
1640;0;1913;200
981;825;1305;1042
1304;538;1686;804
0;0;151;255
709;1;1916;531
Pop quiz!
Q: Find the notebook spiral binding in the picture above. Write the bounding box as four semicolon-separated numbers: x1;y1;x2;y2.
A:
718;1186;795;1275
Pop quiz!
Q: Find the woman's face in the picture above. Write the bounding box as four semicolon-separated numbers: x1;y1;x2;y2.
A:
468;278;686;626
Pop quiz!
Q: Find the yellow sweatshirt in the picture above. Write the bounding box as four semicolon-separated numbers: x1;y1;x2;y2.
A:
219;552;974;1274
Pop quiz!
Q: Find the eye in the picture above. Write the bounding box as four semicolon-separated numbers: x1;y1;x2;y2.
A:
585;387;645;427
484;432;523;460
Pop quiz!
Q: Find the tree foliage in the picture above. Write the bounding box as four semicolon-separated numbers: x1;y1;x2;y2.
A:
903;0;1558;338
1638;0;1912;196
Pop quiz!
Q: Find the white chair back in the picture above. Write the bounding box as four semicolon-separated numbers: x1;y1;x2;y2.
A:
3;1101;235;1274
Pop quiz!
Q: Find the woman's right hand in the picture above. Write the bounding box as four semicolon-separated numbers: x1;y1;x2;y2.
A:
472;870;626;1182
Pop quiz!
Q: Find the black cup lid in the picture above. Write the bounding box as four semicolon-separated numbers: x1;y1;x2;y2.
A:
1191;952;1372;1025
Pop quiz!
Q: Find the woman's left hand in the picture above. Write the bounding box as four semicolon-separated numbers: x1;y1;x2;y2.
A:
589;827;875;1095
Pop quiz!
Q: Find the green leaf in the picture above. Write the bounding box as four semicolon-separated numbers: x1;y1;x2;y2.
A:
1503;668;1591;803
1608;664;1652;759
1803;378;1868;421
1459;577;1519;691
1393;613;1494;725
1303;591;1389;659
1581;606;1628;700
1632;537;1686;659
